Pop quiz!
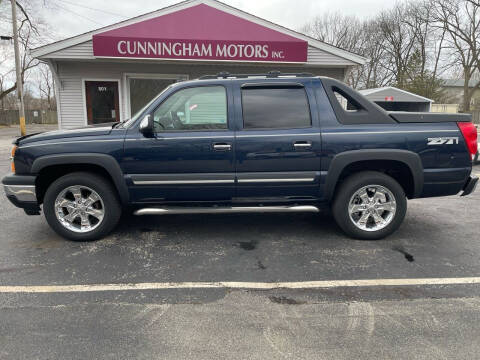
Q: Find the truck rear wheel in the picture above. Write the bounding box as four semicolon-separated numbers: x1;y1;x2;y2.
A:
43;172;121;241
332;171;407;240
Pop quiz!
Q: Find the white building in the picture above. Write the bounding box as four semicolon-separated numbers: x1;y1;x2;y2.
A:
359;87;433;112
31;0;366;129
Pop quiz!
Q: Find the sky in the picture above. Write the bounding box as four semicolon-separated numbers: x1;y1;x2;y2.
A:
39;0;395;41
1;0;398;93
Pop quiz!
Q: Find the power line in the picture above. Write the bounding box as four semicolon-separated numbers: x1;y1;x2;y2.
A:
54;2;105;26
54;0;128;19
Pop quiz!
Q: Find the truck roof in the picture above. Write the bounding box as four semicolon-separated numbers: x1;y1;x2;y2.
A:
195;71;319;82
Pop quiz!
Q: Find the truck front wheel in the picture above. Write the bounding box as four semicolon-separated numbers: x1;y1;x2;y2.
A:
43;172;122;241
332;171;407;240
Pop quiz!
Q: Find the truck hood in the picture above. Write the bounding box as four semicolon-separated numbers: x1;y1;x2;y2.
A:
16;123;115;145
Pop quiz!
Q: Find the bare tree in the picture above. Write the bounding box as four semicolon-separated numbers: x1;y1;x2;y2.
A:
300;0;454;102
0;1;49;104
0;50;13;109
430;0;480;111
389;1;450;101
350;19;392;89
376;3;422;88
404;2;447;80
301;12;391;89
36;62;55;110
300;12;362;51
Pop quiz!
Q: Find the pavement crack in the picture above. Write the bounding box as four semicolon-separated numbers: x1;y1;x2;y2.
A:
269;296;306;305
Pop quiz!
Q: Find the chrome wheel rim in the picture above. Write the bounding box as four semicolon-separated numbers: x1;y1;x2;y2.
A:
54;185;105;233
348;185;396;232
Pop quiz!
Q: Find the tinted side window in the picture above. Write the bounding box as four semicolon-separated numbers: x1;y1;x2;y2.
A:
153;86;227;132
241;87;311;129
333;87;364;112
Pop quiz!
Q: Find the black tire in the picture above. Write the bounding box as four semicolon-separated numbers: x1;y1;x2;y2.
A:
332;171;407;240
43;172;122;241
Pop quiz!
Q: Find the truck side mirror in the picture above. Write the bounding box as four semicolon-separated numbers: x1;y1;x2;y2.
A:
139;114;154;137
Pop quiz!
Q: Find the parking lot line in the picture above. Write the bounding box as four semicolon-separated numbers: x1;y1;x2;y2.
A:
1;277;480;293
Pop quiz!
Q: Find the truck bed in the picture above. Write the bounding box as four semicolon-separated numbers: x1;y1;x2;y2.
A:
389;112;472;123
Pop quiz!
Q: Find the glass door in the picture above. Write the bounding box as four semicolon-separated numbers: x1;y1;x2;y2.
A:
85;81;120;124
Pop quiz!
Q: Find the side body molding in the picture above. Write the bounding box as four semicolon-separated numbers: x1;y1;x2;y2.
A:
31;153;129;205
324;149;424;200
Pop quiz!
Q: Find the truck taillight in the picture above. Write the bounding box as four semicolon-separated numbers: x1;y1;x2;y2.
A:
457;122;478;158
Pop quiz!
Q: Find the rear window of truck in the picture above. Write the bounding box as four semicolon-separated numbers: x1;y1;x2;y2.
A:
241;87;311;129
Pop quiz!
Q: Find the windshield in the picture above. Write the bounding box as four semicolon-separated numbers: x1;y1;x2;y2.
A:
118;85;173;128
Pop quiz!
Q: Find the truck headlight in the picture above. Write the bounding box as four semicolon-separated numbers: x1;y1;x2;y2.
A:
10;145;17;173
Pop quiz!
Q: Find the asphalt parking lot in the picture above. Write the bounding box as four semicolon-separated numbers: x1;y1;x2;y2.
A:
1;124;480;359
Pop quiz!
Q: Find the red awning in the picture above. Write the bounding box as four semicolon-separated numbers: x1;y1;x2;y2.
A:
92;4;308;63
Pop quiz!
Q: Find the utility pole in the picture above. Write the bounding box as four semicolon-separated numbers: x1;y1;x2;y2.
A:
10;0;26;136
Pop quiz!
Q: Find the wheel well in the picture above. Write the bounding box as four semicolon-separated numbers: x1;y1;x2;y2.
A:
35;164;117;204
335;160;415;198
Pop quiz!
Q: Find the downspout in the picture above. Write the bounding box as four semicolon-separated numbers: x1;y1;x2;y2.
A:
44;59;63;129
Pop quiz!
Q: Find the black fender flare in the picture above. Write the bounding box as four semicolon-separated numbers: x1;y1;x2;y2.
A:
31;153;129;205
324;149;424;201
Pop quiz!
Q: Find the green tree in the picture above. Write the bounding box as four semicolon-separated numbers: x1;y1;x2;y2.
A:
394;49;448;102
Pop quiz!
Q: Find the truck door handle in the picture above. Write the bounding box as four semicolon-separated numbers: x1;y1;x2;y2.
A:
213;143;232;151
293;141;312;149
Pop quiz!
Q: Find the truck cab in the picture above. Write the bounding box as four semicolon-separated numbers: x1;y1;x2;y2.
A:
123;74;322;204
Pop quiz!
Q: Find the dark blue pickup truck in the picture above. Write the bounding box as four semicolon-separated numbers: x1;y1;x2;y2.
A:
2;72;478;241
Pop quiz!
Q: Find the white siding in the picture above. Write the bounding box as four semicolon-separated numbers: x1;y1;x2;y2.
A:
307;46;357;66
57;62;127;128
55;61;345;129
44;41;95;60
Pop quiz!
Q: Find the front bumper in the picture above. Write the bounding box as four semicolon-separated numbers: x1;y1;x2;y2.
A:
2;174;41;215
461;175;478;196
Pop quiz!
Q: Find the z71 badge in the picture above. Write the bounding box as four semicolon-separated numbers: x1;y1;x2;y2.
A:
427;137;459;145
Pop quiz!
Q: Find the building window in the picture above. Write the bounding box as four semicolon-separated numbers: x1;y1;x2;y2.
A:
129;78;178;116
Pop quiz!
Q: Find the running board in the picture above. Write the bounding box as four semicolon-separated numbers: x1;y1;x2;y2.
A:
134;205;320;216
